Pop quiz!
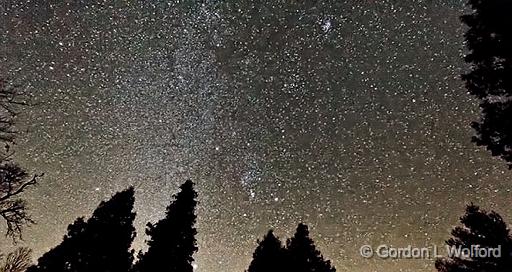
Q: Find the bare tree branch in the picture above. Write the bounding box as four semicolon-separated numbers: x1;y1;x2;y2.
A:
0;77;40;242
0;247;33;272
0;173;41;203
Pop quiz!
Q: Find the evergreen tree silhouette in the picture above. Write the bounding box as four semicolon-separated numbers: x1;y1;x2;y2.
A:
286;223;336;272
26;187;136;272
435;204;512;272
133;180;198;272
461;0;512;168
246;230;287;272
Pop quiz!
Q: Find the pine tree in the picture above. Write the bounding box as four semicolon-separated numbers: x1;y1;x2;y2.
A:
461;0;512;167
246;230;287;272
435;204;512;272
133;180;198;272
286;223;336;272
26;187;136;272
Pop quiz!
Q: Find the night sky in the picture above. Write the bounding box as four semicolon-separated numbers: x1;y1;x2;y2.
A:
1;1;512;271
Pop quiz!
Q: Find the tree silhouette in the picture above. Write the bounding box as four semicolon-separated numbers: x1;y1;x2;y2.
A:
0;164;41;240
0;247;32;272
435;204;512;272
286;223;336;272
0;78;40;241
461;0;512;168
246;230;288;272
26;187;136;272
133;180;198;272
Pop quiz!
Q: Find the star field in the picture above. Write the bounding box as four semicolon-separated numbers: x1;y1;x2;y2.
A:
1;1;512;272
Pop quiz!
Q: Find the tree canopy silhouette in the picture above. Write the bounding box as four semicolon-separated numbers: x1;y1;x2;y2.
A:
246;230;287;272
0;78;40;241
26;187;136;272
461;0;512;168
247;224;336;272
133;180;198;272
435;204;512;272
287;223;336;272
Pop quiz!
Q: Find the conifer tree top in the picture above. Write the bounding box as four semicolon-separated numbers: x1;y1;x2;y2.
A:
436;204;512;272
27;187;137;272
133;180;198;272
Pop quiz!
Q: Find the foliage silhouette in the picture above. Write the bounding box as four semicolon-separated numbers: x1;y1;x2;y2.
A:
0;78;40;241
461;0;512;167
247;224;336;272
247;230;288;272
435;204;512;272
26;187;136;272
287;223;336;272
133;180;198;272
